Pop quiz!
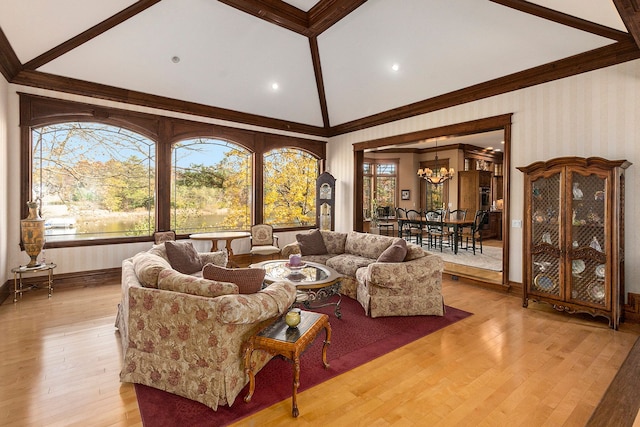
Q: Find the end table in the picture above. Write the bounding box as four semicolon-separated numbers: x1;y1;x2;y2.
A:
243;310;331;417
11;263;56;302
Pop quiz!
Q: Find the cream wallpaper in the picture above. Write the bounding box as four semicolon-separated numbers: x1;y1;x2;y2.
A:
327;59;640;293
2;60;640;298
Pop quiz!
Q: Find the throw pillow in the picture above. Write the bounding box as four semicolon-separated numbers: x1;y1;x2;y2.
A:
296;229;328;255
202;263;266;294
157;269;238;298
164;241;203;274
377;238;408;263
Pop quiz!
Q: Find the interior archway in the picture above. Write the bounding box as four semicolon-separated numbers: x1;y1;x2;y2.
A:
353;114;512;288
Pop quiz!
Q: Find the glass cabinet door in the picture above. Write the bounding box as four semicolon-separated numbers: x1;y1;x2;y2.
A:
530;172;562;297
567;171;607;307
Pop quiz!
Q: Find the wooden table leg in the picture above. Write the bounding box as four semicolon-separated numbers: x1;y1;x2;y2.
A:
321;323;332;368
292;355;300;417
243;341;256;403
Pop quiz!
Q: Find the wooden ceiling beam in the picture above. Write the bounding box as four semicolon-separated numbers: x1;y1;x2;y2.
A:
11;69;329;137
23;0;162;70
613;0;640;48
217;0;366;37
217;0;310;35
491;0;630;41
309;37;330;128
0;26;21;80
307;0;367;36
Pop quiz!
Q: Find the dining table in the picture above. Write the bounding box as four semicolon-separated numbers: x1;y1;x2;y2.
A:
189;231;251;265
399;217;474;254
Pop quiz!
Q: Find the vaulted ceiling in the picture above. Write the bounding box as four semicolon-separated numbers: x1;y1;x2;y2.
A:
1;0;640;137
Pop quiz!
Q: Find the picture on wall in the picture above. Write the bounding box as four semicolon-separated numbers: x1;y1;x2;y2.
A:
401;190;410;200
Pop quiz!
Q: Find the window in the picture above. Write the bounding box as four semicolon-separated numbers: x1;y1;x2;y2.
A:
420;159;450;211
363;159;397;219
172;138;251;233
31;123;155;242
263;148;319;228
21;95;327;247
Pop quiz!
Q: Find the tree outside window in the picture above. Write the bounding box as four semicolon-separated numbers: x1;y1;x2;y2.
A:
263;148;318;228
31;123;155;242
172;138;251;233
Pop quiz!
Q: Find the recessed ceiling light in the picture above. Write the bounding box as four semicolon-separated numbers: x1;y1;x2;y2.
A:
391;63;400;72
271;82;279;90
501;140;505;144
171;56;180;63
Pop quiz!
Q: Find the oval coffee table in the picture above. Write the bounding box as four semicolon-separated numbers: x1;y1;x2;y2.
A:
251;260;343;318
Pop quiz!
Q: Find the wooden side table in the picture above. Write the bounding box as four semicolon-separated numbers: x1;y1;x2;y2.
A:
243;311;331;417
11;263;56;302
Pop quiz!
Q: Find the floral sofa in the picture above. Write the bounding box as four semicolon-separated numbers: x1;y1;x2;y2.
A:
116;242;297;411
282;230;444;318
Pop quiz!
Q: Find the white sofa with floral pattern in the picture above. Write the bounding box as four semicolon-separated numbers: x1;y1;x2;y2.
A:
282;230;444;318
116;243;297;411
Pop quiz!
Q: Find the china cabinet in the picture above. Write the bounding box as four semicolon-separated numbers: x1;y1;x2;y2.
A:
517;157;630;329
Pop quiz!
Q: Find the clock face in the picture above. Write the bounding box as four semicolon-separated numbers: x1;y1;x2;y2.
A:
320;183;331;200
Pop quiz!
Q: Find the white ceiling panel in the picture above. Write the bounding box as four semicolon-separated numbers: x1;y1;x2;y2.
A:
318;0;615;126
39;0;324;126
528;0;627;31
281;0;319;12
0;0;136;63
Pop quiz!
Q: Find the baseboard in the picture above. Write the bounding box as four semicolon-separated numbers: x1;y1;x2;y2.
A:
0;267;121;305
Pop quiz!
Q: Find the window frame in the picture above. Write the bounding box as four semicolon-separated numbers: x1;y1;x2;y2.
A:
363;157;399;218
19;94;326;248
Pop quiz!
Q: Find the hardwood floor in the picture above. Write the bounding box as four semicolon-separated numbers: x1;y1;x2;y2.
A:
0;277;638;426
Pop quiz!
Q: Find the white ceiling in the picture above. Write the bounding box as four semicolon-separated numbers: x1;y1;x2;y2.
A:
0;0;629;129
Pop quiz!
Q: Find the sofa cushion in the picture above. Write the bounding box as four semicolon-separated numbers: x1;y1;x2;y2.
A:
157;268;239;297
326;253;374;277
202;263;266;294
344;231;394;259
377;238;408;263
296;229;328;255
133;252;172;288
320;230;348;254
165;241;203;274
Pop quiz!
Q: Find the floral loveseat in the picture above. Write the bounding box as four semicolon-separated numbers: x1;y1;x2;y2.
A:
116;242;297;411
282;230;444;318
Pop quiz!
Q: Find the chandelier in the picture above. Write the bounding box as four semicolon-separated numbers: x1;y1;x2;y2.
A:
417;140;455;185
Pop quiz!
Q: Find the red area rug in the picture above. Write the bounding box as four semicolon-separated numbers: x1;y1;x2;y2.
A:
135;297;472;426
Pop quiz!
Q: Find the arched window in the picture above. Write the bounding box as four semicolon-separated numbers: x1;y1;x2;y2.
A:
172;138;251;233
31;123;155;242
263;148;319;228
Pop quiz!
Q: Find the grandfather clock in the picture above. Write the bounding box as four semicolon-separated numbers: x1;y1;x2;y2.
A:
316;172;336;230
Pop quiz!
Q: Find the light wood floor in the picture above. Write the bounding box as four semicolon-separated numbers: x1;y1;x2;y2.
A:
0;278;638;427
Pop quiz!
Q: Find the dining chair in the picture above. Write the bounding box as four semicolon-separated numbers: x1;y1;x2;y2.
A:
249;224;280;260
395;207;407;238
461;210;488;255
424;210;447;251
153;230;176;245
405;209;423;245
447;209;467;248
376;206;395;236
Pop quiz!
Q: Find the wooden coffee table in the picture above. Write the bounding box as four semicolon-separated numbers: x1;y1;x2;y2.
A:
250;260;343;318
243;311;331;417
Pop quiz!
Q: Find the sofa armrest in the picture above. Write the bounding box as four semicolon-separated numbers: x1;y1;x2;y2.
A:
217;281;297;324
281;242;301;258
364;254;443;290
198;250;228;267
